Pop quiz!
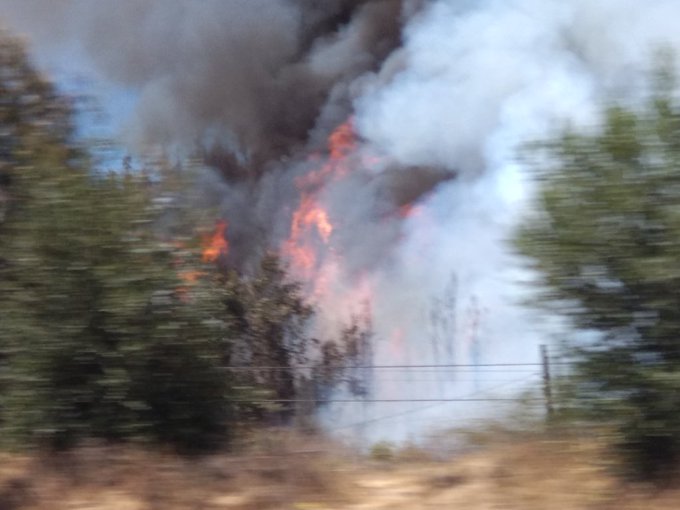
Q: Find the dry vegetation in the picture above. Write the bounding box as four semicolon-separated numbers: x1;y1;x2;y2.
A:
1;429;680;510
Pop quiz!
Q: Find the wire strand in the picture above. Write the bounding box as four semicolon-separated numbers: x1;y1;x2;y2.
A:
328;373;541;431
221;361;572;371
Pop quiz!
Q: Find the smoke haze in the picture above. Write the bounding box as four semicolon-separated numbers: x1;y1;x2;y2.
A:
0;0;406;171
3;0;680;441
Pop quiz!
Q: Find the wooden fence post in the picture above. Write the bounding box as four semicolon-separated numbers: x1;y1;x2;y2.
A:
540;344;554;418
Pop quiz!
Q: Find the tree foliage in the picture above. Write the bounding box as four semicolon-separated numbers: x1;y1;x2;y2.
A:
0;33;234;451
0;32;361;452
517;75;680;478
218;255;374;423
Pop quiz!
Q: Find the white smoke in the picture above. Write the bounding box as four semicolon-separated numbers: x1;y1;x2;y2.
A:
318;0;680;441
6;0;680;443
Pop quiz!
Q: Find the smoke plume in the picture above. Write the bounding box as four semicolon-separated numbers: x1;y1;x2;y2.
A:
0;0;406;173
4;0;680;441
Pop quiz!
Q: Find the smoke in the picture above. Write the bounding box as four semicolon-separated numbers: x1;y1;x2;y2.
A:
324;0;680;441
5;0;680;442
0;0;406;173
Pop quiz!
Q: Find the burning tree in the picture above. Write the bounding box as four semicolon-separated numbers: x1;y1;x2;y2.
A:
0;32;369;450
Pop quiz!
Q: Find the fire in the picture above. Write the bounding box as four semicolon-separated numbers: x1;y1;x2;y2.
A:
290;195;333;245
171;220;229;302
277;118;385;367
282;119;357;277
297;119;356;189
328;119;355;161
202;220;229;263
283;199;331;274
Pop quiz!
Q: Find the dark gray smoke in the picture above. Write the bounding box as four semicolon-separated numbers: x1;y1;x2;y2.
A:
0;0;408;179
6;0;604;443
0;0;445;274
10;0;680;444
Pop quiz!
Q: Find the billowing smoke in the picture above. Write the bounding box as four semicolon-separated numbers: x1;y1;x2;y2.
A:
4;0;680;442
331;0;680;440
0;0;406;171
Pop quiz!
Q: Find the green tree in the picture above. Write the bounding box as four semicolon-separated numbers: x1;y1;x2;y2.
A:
0;33;231;452
517;76;680;478
0;30;75;229
0;31;365;450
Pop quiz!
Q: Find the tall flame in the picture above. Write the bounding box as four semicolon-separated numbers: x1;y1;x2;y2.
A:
202;220;229;263
282;119;357;278
281;118;379;341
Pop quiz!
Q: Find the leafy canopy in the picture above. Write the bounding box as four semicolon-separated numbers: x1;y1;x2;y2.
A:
0;33;232;451
517;72;680;478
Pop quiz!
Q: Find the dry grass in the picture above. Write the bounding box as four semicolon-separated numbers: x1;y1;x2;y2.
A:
0;430;355;510
2;428;680;509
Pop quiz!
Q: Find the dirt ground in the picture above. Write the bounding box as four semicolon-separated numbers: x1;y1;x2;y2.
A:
1;431;679;510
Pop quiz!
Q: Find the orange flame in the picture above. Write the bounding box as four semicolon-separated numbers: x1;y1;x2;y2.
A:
283;197;333;273
328;120;355;161
290;195;333;243
296;119;356;189
282;119;357;277
172;220;229;302
202;220;229;263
